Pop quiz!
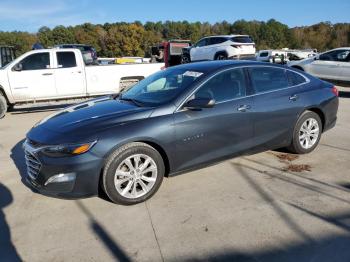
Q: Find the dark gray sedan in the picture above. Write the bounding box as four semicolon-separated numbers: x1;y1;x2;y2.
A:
24;61;339;205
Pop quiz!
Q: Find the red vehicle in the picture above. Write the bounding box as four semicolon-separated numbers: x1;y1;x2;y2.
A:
151;40;191;68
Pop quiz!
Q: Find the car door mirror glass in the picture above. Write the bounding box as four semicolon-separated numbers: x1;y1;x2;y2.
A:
184;97;215;110
13;63;22;71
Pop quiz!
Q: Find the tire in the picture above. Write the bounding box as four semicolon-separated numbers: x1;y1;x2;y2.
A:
215;53;228;60
0;93;7;119
102;142;165;205
287;111;322;154
181;54;191;64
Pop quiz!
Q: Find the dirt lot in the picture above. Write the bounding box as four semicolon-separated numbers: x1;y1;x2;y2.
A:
1;87;350;262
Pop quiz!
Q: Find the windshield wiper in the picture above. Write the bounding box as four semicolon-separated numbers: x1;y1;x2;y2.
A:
118;96;145;107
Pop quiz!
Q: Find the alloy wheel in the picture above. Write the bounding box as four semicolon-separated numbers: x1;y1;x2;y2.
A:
299;118;320;149
114;154;157;199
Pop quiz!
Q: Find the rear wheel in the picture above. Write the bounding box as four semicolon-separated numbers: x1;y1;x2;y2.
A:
0;93;7;119
102;142;164;205
215;53;228;60
288;111;322;154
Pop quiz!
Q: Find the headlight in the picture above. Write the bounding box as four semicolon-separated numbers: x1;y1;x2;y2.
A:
41;141;97;157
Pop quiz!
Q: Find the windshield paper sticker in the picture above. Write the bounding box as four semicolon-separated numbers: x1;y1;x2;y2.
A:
183;71;203;78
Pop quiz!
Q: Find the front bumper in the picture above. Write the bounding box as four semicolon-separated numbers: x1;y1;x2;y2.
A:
23;141;103;199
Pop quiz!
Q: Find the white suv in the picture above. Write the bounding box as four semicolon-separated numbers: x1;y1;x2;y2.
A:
187;35;256;62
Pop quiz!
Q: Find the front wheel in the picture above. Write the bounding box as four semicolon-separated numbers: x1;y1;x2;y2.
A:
102;142;164;205
287;111;322;154
0;93;7;119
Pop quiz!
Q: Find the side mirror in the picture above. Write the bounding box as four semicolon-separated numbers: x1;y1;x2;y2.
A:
184;97;215;110
13;63;23;71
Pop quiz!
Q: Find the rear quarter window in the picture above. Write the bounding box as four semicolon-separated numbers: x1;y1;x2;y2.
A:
287;70;307;86
249;67;289;93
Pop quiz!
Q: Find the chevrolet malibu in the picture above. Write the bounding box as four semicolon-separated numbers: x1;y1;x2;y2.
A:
24;61;339;205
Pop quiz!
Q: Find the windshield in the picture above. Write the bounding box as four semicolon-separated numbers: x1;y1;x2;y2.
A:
120;68;204;106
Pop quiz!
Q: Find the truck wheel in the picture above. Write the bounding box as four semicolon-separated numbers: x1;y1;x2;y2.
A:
102;142;165;205
181;54;191;64
0;93;7;119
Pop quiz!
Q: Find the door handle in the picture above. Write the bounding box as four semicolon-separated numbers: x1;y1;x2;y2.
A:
289;94;299;101
42;73;53;76
237;105;251;112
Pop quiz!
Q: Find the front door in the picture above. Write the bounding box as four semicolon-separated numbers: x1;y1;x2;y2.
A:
8;51;56;101
174;68;254;172
190;38;207;61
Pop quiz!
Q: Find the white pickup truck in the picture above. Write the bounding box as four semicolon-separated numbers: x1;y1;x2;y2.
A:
0;48;164;118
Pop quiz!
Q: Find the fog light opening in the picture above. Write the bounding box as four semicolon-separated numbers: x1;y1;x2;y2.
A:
44;173;76;186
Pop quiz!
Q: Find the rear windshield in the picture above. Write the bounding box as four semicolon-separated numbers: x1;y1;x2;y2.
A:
231;36;253;43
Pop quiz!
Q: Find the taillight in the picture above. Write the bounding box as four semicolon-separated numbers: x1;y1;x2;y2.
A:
331;86;339;97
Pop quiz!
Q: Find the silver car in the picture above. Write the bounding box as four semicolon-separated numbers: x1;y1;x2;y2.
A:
288;47;350;83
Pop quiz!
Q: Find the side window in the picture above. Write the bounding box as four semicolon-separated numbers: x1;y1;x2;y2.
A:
207;38;216;45
195;68;247;102
319;50;350;62
287;71;307;86
57;52;77;68
19;52;50;71
249;67;289;93
259;52;269;57
196;39;207;47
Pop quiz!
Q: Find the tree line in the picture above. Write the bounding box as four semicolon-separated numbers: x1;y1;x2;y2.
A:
0;19;349;57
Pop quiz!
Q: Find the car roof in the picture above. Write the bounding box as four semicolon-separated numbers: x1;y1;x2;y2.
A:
169;60;286;73
331;47;350;50
56;44;92;47
204;35;250;38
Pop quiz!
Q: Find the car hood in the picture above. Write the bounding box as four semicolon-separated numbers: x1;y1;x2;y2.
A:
288;57;314;67
28;96;154;141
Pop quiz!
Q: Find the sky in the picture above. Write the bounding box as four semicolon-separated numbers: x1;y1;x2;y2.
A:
0;0;349;32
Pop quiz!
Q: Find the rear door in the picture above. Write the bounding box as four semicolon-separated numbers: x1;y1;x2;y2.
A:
248;66;305;151
173;68;254;171
54;50;86;97
8;51;56;100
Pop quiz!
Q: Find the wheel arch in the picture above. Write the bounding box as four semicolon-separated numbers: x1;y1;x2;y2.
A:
305;107;325;132
137;140;171;177
101;138;171;177
291;65;304;71
0;86;11;105
97;138;172;197
119;76;145;92
214;50;228;60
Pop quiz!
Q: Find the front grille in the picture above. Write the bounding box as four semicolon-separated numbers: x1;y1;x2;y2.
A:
25;150;41;180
